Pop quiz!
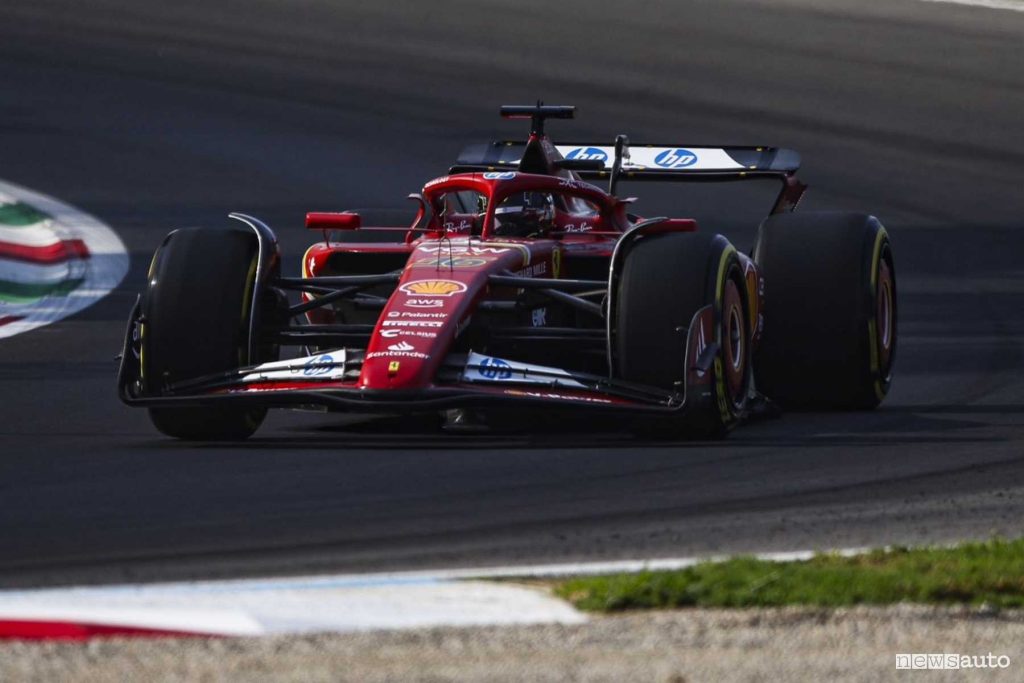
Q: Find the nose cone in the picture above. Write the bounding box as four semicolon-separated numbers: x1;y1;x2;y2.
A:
360;277;467;389
358;238;552;390
357;245;507;389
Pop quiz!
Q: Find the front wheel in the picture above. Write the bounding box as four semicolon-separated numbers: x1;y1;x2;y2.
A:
142;227;270;440
613;231;751;438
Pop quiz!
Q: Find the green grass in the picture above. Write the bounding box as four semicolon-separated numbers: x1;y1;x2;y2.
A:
554;538;1024;612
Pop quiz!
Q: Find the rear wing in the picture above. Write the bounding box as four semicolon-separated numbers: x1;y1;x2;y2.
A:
455;141;799;177
452;140;807;214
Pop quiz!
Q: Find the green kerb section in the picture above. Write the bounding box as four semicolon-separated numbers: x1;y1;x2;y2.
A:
0;202;50;227
0;278;84;304
554;538;1024;611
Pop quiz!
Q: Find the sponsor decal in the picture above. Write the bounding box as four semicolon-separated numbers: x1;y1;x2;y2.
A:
504;389;612;404
565;147;608;162
483;171;516;180
694;319;708;378
242;350;348;382
388;341;415;352
478;356;512;380
561;222;593;233
303;353;336;376
382;320;444;328
443;219;473;232
654;148;698;168
367;349;428;360
424;176;450;187
380;328;437;339
531;307;547;327
513;262;548;277
388;361;400;374
130;319;142;359
558;177;595;191
463;352;585;388
411;256;488;269
405;298;444;308
440;220;471;233
389;311;446;319
399;279;467;297
419;244;510;255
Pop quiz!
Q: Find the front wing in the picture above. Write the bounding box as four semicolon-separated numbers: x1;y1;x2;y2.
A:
117;307;719;416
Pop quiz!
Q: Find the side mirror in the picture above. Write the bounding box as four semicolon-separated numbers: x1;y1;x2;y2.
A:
306;212;361;231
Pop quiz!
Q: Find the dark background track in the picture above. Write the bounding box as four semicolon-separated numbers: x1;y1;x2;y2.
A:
0;0;1022;587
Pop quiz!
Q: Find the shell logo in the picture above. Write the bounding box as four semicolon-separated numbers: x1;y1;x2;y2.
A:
399;279;467;297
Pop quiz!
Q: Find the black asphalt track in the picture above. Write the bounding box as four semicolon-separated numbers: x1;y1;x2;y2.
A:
0;0;1022;587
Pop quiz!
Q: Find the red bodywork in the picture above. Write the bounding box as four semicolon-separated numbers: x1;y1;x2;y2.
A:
283;167;762;402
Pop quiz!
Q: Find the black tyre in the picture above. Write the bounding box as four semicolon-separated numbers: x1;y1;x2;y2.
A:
614;231;751;437
753;211;896;409
142;227;268;440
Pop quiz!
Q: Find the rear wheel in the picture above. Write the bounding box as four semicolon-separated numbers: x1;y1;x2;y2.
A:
753;211;896;409
614;231;751;437
142;227;270;440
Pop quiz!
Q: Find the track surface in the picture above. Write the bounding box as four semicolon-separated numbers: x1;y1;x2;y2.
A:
0;0;1022;587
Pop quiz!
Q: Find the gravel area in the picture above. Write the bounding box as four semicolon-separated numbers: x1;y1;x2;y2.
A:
3;605;1023;682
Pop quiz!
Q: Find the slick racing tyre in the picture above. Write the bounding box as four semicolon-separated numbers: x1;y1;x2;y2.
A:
752;211;896;409
614;231;751;438
142;227;269;440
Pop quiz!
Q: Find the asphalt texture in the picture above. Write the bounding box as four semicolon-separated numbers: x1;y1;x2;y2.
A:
0;0;1022;588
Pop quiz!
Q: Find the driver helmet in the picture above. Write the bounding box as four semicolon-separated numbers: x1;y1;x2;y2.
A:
493;192;555;237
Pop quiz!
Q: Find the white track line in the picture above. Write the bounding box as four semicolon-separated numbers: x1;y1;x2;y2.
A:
0;548;872;637
917;0;1024;12
0;581;585;637
0;180;127;339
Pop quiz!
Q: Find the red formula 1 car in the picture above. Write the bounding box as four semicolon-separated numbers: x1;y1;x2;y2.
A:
118;105;896;440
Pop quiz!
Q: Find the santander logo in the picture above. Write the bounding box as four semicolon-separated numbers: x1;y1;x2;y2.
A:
388;341;415;352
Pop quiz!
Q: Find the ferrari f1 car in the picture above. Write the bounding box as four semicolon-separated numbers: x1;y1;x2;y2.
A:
118;104;897;440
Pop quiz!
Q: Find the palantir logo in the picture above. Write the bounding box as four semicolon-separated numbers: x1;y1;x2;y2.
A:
566;147;608;163
479;356;512;380
303;353;334;376
654;148;698;168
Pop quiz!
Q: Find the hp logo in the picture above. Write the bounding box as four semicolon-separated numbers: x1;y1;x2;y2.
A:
303;354;334;376
479;357;512;380
565;147;608;163
654;148;698;168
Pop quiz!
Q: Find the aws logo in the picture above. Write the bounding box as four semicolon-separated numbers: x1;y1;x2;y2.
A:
399;279;467;297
